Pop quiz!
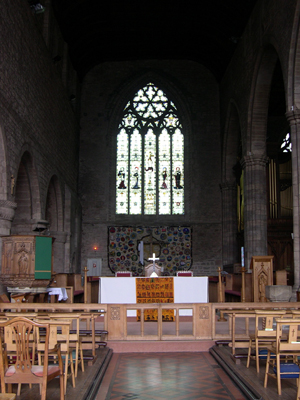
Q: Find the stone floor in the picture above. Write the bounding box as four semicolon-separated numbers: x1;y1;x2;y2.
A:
95;351;247;400
2;343;300;400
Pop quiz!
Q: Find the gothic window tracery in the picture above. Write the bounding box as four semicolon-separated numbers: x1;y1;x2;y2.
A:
116;83;184;215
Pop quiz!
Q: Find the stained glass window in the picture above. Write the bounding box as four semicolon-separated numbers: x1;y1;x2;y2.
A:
116;83;184;215
281;132;292;153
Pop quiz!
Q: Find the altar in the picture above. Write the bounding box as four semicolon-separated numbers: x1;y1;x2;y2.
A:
98;276;208;316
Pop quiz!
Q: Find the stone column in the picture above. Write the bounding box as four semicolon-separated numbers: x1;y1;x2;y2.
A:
0;200;17;236
220;181;238;265
240;155;269;270
50;231;68;274
0;200;17;294
286;110;300;295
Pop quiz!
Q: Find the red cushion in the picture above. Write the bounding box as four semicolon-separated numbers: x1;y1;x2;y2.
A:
32;365;60;376
5;366;16;377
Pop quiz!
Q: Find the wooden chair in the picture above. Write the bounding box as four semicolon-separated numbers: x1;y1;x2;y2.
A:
35;318;75;394
49;313;84;377
264;318;300;396
4;312;39;363
3;315;37;396
246;310;286;373
0;316;64;400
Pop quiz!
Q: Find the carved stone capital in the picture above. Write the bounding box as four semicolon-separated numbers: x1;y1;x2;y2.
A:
240;154;269;169
286;109;300;125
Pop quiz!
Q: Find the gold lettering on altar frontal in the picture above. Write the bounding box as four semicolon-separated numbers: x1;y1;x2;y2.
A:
136;277;174;321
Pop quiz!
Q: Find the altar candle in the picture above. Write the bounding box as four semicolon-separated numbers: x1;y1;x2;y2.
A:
241;247;244;267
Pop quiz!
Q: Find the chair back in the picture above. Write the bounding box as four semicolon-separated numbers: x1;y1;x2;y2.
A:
254;310;286;338
48;313;84;377
48;313;81;341
0;317;51;377
275;318;300;352
0;316;65;400
263;317;300;396
35;319;71;353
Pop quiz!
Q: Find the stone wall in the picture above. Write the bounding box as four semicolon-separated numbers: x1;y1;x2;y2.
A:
79;60;222;276
0;0;81;282
220;0;296;134
0;0;79;197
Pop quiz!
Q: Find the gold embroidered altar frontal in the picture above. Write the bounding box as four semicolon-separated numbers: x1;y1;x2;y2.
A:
136;277;174;321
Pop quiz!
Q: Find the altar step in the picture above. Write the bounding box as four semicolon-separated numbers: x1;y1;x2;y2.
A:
107;339;215;353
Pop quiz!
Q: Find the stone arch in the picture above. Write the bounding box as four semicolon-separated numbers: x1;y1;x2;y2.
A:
287;0;300;108
11;151;42;234
45;175;64;232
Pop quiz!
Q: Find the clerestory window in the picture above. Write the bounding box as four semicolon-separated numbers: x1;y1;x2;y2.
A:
116;82;184;215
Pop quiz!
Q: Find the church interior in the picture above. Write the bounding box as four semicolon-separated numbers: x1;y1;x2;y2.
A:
1;0;300;399
0;0;297;293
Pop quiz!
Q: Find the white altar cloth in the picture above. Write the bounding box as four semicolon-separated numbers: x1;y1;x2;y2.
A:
99;277;208;315
47;287;68;301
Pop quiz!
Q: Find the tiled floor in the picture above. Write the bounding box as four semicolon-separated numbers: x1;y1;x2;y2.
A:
96;352;247;400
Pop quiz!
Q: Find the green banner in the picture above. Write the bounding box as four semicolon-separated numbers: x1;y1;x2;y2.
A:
35;236;52;279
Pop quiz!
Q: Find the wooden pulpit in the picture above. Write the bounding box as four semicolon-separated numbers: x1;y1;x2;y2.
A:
0;235;53;288
250;255;274;302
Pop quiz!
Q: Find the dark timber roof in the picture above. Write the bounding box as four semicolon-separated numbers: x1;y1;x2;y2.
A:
51;0;258;82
